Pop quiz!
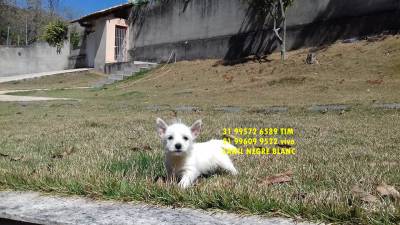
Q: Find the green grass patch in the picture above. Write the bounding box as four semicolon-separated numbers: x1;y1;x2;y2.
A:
0;103;399;225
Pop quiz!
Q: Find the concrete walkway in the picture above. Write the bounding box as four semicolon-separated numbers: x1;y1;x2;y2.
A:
0;94;72;102
0;89;84;102
0;69;90;84
0;191;317;225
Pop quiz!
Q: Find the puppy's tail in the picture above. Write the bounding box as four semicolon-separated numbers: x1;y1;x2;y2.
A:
218;140;239;175
220;139;238;150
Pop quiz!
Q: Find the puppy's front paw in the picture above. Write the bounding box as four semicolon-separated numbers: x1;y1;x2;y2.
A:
178;176;192;189
231;168;239;176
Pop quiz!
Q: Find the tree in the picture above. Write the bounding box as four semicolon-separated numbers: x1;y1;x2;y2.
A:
0;0;16;6
0;0;64;45
26;0;42;43
47;0;59;16
43;19;68;53
247;0;294;61
0;0;28;45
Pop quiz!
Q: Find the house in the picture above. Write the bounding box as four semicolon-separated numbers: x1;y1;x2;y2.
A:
69;3;133;72
69;0;400;74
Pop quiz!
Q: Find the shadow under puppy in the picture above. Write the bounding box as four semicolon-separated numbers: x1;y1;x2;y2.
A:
156;118;238;188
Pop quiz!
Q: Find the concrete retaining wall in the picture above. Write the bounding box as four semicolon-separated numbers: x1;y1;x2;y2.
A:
86;18;108;71
129;0;400;62
68;23;88;69
0;42;70;77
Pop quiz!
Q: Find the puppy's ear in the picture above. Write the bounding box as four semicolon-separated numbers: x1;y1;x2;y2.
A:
190;119;202;139
156;118;168;138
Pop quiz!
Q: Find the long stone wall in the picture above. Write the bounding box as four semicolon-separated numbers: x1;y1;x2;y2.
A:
129;0;400;62
0;42;70;77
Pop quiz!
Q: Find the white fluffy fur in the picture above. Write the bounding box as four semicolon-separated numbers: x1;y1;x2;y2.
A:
156;118;238;188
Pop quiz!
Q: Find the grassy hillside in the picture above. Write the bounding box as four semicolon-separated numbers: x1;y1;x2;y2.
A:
12;35;400;108
114;35;399;107
0;35;399;225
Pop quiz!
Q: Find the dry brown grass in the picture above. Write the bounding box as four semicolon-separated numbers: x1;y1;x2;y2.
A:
114;35;400;107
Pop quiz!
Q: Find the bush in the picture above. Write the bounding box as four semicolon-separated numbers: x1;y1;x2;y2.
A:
43;20;68;53
69;30;81;50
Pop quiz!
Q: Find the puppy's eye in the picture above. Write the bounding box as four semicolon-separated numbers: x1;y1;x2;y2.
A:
183;136;189;141
167;136;173;140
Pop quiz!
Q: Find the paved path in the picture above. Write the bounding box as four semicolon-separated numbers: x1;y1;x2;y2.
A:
0;69;90;84
0;191;317;225
0;89;87;102
0;94;72;102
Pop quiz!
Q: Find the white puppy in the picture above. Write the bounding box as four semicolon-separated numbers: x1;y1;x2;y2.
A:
156;118;238;188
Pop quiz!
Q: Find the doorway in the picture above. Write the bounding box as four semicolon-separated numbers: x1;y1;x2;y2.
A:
115;25;127;62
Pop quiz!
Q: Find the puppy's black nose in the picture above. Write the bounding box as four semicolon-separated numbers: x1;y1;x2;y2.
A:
175;143;182;150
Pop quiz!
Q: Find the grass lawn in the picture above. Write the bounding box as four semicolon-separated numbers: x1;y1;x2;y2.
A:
0;36;400;225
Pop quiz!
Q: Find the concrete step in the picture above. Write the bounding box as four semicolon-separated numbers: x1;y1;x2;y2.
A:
134;61;158;67
114;63;155;75
93;63;157;88
122;73;134;77
139;64;150;69
92;81;106;88
105;78;116;84
109;74;125;81
105;61;158;75
117;66;149;76
93;84;104;89
92;76;123;88
122;69;139;75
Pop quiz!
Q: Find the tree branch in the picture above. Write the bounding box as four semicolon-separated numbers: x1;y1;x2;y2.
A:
273;19;283;43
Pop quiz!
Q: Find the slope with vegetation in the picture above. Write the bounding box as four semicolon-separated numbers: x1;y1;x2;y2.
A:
0;36;399;225
0;0;66;46
16;35;400;108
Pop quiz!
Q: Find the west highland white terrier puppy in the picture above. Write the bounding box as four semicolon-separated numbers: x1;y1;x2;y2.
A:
156;118;238;188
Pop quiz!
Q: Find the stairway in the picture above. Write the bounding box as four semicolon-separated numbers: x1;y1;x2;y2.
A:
93;61;158;88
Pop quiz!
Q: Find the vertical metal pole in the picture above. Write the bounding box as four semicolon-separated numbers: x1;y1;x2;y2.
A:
25;17;28;45
6;26;10;45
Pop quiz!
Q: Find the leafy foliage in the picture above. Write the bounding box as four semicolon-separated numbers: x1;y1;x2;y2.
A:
129;0;151;6
69;30;80;50
0;1;67;45
43;20;68;52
